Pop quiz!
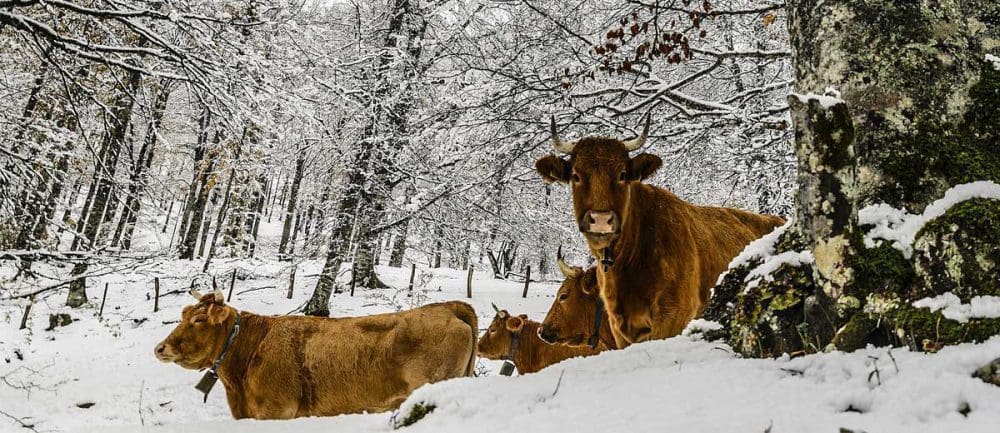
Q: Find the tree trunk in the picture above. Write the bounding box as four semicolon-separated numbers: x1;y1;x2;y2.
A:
304;0;426;313
432;225;443;268
161;201;174;234
66;67;142;307
303;180;360;316
288;208;303;257
179;131;219;260
704;0;1000;356
177;109;211;251
278;155;305;259
56;177;84;239
248;174;266;258
114;81;172;249
388;185;414;267
351;210;389;292
203;165;237;272
197;191;215;258
460;240;470;270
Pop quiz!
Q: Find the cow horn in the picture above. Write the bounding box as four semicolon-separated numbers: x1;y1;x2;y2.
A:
622;115;651;151
207;276;223;303
550;116;577;154
492;303;500;314
189;288;203;300
557;257;580;278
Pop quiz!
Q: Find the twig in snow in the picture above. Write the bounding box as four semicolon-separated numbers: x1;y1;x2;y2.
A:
138;380;145;426
867;355;882;386
886;348;899;373
551;370;565;397
236;286;276;296
0;408;38;432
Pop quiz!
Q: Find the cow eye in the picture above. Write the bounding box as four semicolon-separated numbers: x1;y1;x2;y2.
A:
559;293;568;301
571;173;581;183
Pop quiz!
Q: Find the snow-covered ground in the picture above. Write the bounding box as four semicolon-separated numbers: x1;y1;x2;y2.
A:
2;208;999;433
0;258;558;432
3;258;999;433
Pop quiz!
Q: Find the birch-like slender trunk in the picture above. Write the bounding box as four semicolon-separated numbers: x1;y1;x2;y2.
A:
278;155;305;259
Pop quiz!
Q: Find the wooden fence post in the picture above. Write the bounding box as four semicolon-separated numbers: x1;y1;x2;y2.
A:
98;283;109;320
407;263;416;292
350;269;357;297
19;295;34;330
154;277;161;312
227;269;237;302
466;265;474;298
522;266;531;298
286;265;296;299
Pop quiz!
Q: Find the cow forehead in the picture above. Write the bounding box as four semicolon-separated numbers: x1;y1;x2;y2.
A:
571;137;630;161
181;302;212;317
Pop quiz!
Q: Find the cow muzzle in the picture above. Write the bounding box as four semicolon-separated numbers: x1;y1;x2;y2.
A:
154;342;177;362
537;326;559;345
581;210;618;235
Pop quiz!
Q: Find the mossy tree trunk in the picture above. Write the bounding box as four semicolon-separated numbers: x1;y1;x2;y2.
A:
704;0;1000;356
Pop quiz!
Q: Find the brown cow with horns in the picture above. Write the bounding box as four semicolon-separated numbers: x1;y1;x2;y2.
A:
155;288;478;419
478;304;599;375
538;255;616;351
535;116;785;348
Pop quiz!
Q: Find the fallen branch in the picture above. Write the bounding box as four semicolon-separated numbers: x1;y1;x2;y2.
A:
0;409;37;432
236;285;276;296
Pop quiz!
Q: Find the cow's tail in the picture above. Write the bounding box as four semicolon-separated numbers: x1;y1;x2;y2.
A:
449;301;479;377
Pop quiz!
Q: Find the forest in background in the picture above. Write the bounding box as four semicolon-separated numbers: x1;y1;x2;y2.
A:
0;0;794;313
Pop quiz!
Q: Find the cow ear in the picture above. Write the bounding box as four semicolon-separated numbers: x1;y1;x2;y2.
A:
505;316;524;332
628;153;662;181
206;304;231;325
535;155;570;183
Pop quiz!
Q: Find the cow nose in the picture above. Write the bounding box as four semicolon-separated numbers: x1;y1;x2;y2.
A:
537;326;557;345
154;343;169;361
587;211;616;234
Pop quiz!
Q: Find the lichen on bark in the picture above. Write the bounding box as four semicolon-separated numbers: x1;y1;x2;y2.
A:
706;0;1000;357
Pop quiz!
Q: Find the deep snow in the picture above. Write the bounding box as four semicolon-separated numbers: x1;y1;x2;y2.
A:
2;191;999;433
3;258;999;433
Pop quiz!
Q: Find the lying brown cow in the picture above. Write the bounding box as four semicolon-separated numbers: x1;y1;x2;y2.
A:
538;257;616;351
536;116;785;348
477;305;598;375
155;289;477;419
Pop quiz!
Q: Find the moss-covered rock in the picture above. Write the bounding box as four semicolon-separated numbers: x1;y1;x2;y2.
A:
912;198;1000;301
882;305;1000;348
729;265;812;357
846;231;914;299
701;262;755;343
974;357;1000;387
